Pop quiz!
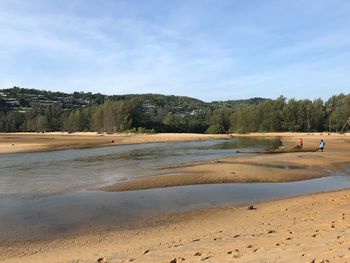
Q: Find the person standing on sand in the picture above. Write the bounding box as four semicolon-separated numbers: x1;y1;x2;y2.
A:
319;139;325;152
299;138;303;149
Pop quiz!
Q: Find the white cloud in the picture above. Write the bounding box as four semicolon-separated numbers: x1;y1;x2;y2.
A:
0;0;349;101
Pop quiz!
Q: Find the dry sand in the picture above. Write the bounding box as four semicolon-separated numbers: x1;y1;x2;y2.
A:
1;132;350;263
0;132;229;154
105;133;350;191
2;189;350;263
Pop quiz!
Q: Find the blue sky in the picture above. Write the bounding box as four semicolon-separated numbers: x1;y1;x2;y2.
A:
0;0;349;101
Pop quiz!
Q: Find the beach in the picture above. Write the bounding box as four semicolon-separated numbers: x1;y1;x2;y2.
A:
105;133;350;191
2;189;350;263
1;132;350;263
0;132;230;154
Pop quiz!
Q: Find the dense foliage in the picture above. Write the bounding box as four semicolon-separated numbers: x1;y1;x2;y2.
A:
0;87;349;133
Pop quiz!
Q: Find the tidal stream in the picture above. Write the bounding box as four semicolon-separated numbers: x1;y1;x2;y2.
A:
0;138;349;244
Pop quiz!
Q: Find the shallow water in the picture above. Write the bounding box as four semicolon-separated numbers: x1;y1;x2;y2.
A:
0;138;278;197
1;138;350;244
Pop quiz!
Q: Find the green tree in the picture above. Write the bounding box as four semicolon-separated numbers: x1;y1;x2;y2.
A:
64;109;90;132
206;124;225;134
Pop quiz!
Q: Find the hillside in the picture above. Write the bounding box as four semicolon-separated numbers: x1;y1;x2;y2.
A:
0;87;265;113
0;87;349;134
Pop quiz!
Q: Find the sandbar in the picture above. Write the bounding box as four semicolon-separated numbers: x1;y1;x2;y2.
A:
1;132;350;263
105;133;350;191
0;132;229;154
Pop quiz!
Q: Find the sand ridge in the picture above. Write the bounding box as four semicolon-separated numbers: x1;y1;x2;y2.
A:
1;132;350;262
104;133;350;192
0;132;230;154
2;189;350;262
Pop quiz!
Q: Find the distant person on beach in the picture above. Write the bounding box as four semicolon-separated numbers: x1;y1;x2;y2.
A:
299;138;303;149
319;139;325;152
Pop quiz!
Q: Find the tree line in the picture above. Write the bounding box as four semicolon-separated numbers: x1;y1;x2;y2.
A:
0;93;349;133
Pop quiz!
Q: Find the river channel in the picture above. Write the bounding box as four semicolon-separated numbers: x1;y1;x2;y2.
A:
1;138;349;244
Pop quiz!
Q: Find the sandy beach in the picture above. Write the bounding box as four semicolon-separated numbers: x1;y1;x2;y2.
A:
105;133;350;191
2;189;350;263
1;132;350;263
0;132;230;154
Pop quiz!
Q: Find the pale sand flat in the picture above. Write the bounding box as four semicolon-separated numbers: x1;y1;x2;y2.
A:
2;189;350;262
105;133;350;191
1;132;350;262
0;132;230;154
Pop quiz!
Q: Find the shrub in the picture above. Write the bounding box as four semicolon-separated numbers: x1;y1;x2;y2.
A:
205;124;225;134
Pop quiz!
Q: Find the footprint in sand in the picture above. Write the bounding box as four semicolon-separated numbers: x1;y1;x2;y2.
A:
246;244;260;253
169;257;185;263
310;259;330;263
247;205;257;210
194;252;202;256
227;249;240;258
201;256;212;261
96;257;107;263
173;243;183;248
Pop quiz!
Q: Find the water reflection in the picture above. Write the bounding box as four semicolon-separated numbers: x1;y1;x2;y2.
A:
1;138;349;244
0;138;276;197
1;175;350;244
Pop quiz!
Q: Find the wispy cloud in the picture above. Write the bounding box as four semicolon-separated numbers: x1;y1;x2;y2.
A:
0;0;349;100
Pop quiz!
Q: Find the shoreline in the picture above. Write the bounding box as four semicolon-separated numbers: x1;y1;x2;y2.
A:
2;188;350;262
1;132;350;262
0;132;230;154
104;133;350;192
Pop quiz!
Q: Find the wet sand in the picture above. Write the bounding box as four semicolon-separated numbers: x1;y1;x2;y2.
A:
1;132;350;262
2;189;350;263
0;132;230;154
105;133;350;191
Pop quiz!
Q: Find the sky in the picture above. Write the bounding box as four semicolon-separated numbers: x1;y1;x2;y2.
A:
0;0;349;101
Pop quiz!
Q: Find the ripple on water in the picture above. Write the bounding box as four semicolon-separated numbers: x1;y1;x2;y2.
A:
3;138;349;244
